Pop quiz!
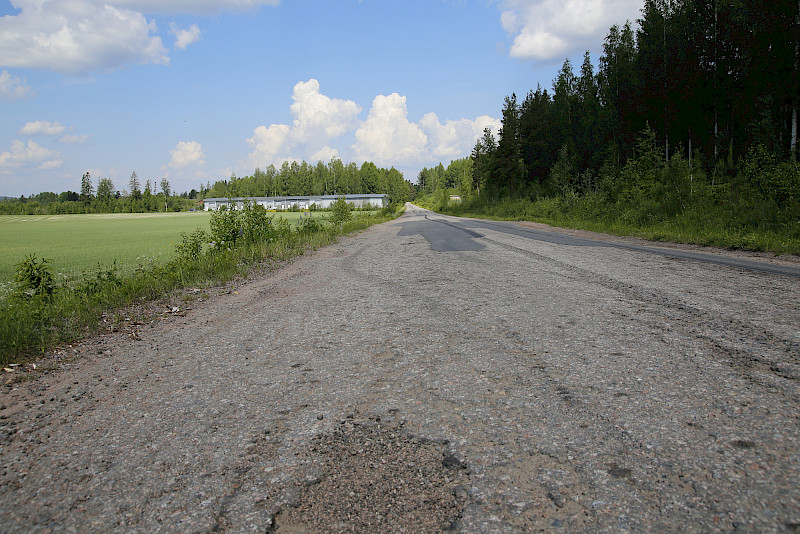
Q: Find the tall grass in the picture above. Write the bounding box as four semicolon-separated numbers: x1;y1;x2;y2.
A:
0;206;402;366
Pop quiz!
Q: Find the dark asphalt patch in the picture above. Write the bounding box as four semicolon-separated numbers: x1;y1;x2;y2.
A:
446;217;800;278
398;216;485;252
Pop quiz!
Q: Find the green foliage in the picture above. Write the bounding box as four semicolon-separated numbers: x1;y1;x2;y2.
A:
209;203;242;247
205;158;412;205
421;142;800;256
240;201;274;243
14;254;56;299
743;145;800;207
436;188;450;211
329;196;352;226
174;228;208;261
296;214;323;234
79;261;122;296
548;144;580;195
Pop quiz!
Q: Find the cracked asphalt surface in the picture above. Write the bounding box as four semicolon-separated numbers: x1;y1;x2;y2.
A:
1;204;798;532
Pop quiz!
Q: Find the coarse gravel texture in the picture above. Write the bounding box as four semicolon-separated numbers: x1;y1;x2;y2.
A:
1;204;798;533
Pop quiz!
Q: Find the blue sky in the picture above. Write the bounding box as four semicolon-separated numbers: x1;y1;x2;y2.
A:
0;0;643;197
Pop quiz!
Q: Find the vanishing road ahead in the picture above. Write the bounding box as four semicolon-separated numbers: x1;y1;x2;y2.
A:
2;204;799;532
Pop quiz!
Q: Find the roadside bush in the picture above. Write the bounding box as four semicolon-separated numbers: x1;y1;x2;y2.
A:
209;205;241;247
79;261;122;296
14;254;57;300
175;228;208;261
241;202;274;243
297;214;324;234
744;146;800;209
381;203;398;217
436;188;450;211
329;196;352;226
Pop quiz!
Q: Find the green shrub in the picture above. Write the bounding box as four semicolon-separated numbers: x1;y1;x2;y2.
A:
209;205;241;246
175;228;208;261
297;214;324;234
14;254;56;300
79;261;122;296
241;202;274;243
329;196;352;226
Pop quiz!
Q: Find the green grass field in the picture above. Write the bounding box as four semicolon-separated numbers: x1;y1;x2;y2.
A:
0;211;329;287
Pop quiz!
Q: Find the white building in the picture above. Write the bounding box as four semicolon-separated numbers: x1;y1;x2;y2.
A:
203;194;389;211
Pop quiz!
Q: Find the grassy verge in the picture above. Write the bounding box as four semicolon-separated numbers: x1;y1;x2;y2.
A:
0;206;403;366
0;211;343;284
415;193;800;256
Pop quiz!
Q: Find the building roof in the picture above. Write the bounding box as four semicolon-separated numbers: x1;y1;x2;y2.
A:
203;194;388;202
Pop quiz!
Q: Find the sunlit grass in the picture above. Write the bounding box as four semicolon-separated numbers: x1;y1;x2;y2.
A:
0;211;333;283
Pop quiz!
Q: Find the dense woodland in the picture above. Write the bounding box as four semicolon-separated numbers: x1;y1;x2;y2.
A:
420;0;800;250
478;0;800;196
203;160;414;205
0;160;415;215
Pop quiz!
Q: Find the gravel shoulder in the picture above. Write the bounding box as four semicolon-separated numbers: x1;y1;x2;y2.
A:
1;205;798;532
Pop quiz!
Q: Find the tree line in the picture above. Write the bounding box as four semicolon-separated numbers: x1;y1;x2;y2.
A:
464;0;799;204
1;159;416;215
204;159;415;206
0;171;196;215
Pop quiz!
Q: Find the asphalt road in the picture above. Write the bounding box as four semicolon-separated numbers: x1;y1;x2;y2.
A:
1;204;798;532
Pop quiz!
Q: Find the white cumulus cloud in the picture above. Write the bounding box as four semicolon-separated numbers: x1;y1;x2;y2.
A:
171;23;201;50
289;79;361;144
0;0;283;75
352;93;428;166
246;80;501;172
247;124;291;168
0;70;34;100
247;79;360;168
0;0;169;75
0;139;62;170
500;0;643;61
19;121;66;136
167;141;206;168
310;146;339;163
38;159;64;170
419;113;502;160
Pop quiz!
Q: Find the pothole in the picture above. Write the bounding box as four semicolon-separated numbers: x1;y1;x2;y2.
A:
272;412;470;533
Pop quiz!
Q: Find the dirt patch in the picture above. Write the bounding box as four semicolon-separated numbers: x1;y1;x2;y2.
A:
271;412;470;533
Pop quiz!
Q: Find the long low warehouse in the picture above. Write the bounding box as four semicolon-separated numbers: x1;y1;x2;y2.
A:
203;194;389;211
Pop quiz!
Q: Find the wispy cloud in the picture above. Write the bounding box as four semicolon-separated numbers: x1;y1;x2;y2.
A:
58;134;91;145
0;70;35;100
171;23;201;50
19;121;66;136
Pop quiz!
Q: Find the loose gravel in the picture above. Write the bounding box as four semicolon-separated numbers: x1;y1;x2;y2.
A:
1;204;798;533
